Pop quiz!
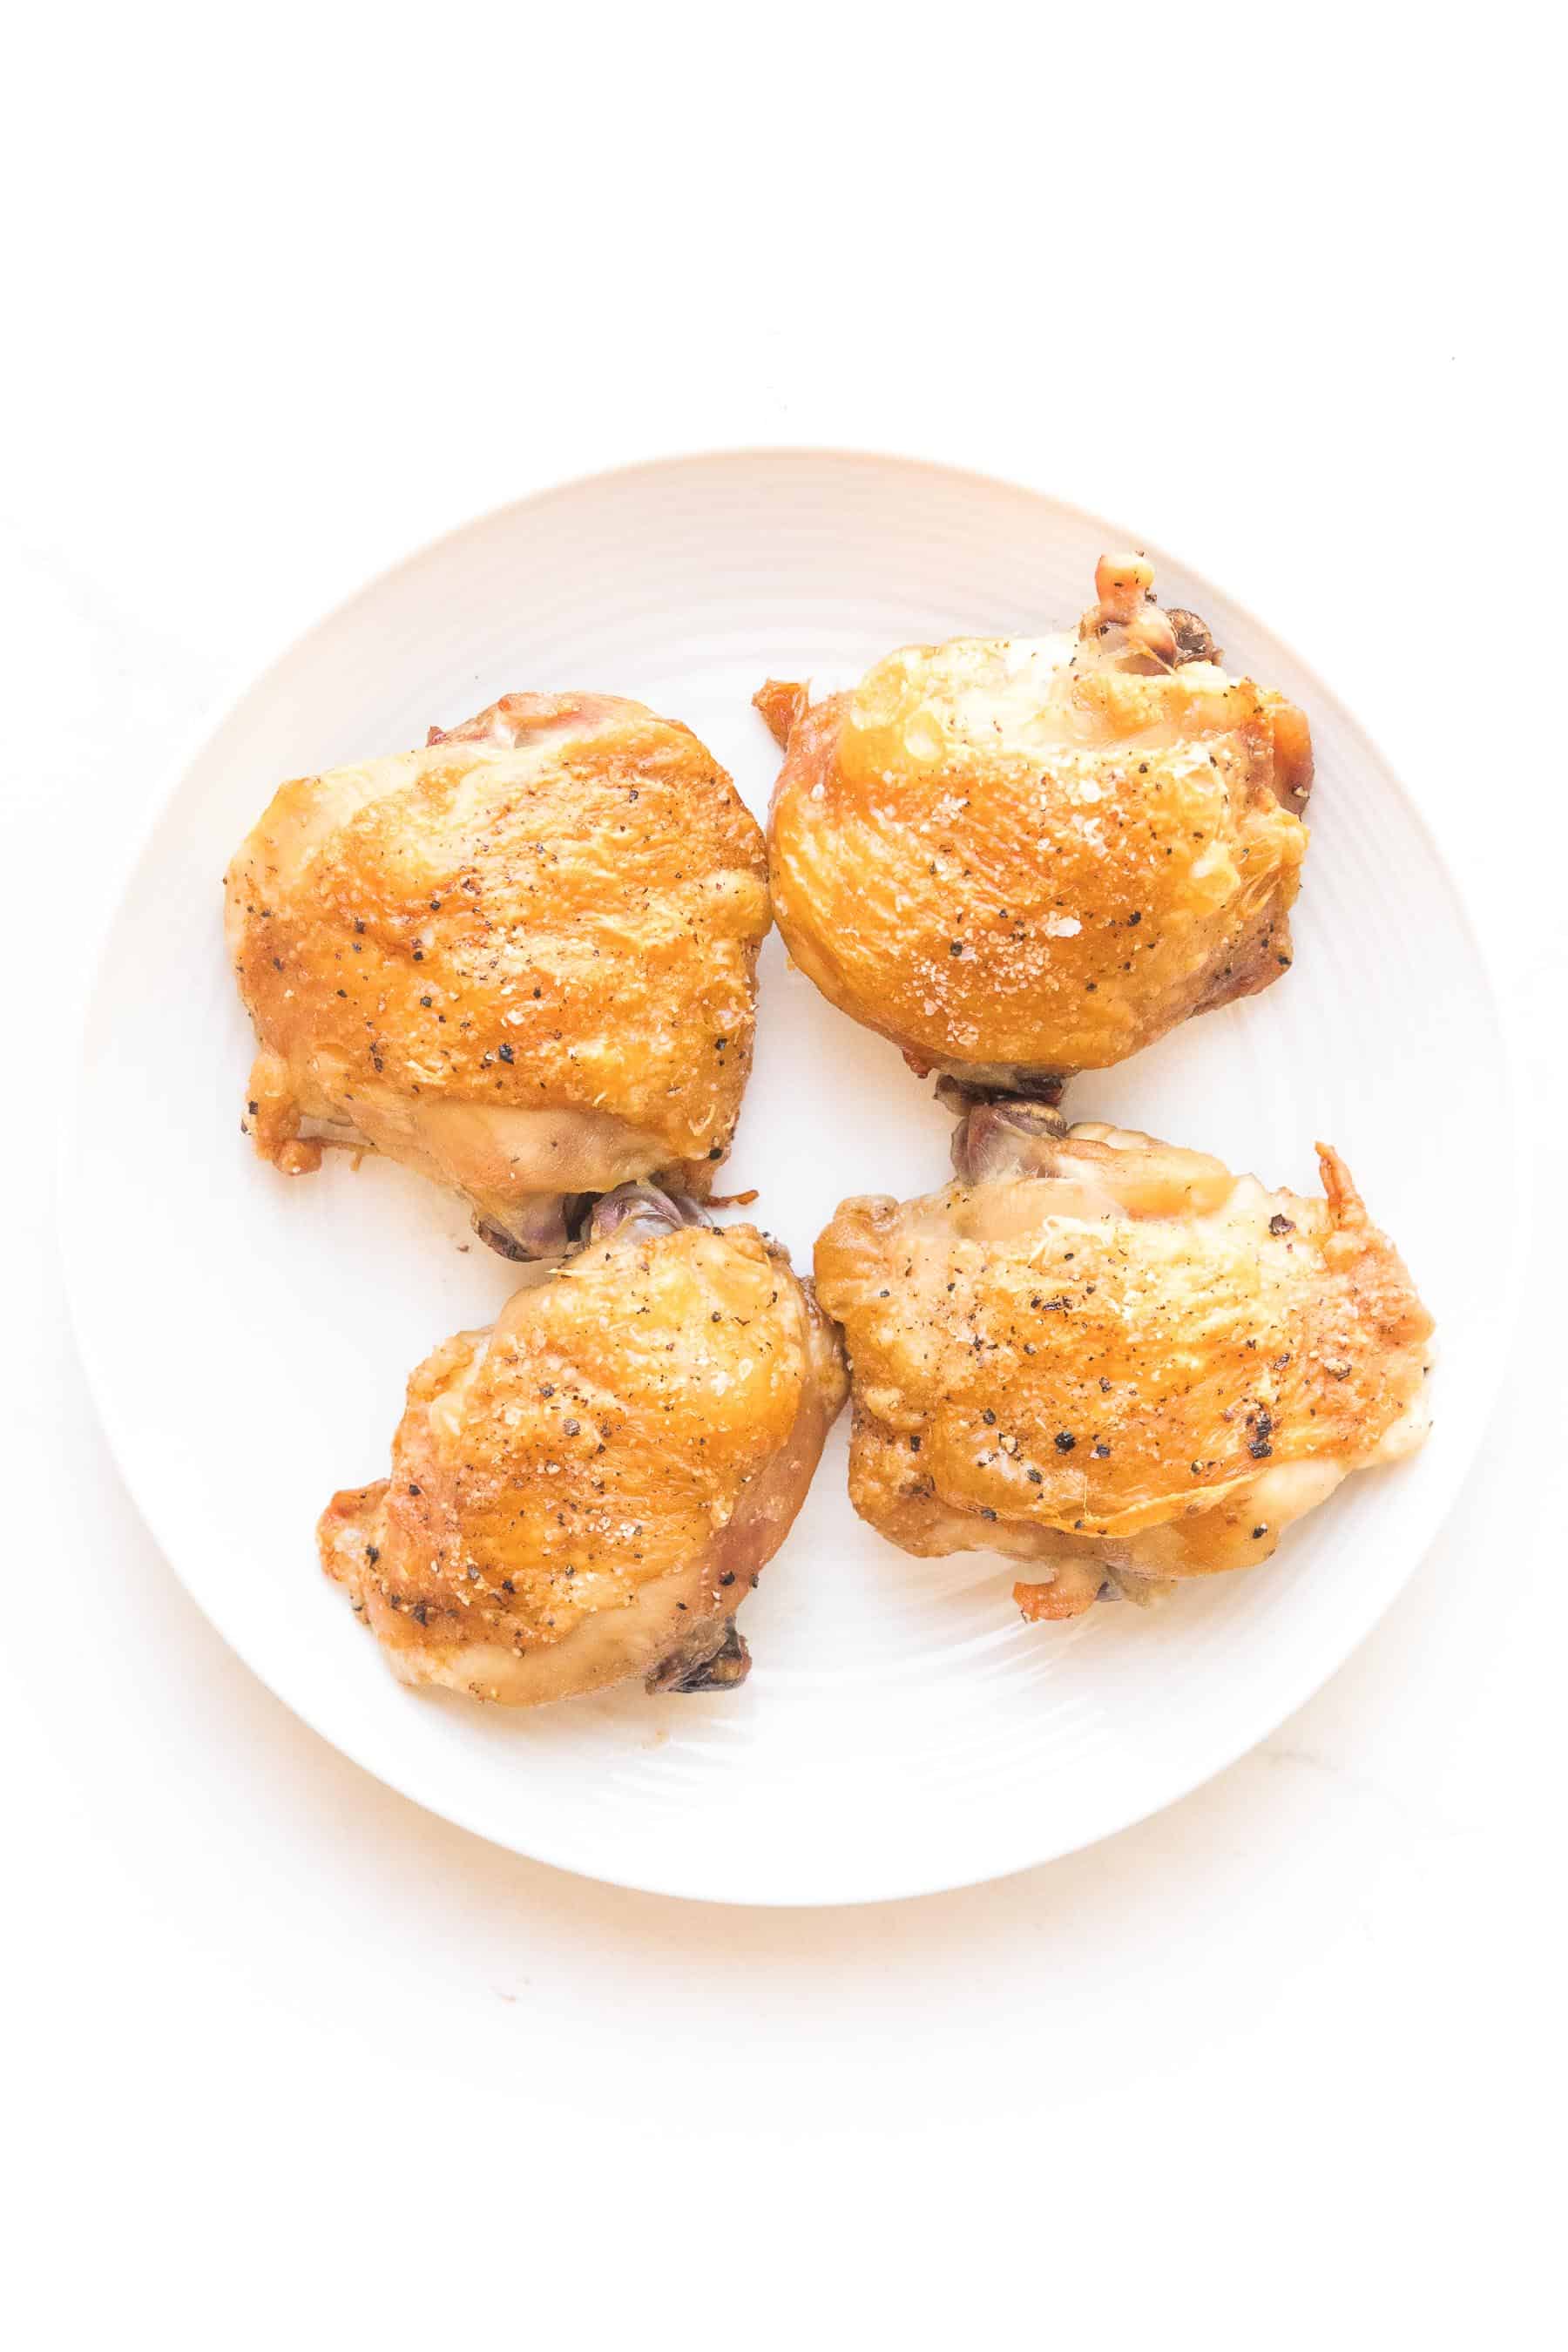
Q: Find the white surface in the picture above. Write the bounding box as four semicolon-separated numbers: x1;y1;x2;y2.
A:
64;452;1517;1903
3;5;1562;2341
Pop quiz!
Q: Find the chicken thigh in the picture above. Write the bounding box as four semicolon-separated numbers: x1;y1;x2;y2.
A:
762;557;1312;1096
814;1099;1432;1619
320;1187;847;1704
226;693;770;1257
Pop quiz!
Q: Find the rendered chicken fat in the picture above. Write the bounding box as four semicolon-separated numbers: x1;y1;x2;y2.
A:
226;693;770;1256
762;556;1313;1086
320;1193;848;1705
814;1109;1433;1619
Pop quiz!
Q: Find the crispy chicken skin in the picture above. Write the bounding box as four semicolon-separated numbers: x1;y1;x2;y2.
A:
762;557;1312;1093
814;1102;1432;1619
319;1188;848;1705
226;693;770;1258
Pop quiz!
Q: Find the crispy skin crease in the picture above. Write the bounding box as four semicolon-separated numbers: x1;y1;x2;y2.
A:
226;693;770;1220
766;562;1310;1078
319;1224;848;1706
814;1125;1433;1620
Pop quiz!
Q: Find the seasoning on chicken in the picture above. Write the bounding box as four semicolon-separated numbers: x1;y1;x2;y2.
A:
320;1187;847;1704
227;693;770;1258
814;1101;1432;1619
763;555;1312;1096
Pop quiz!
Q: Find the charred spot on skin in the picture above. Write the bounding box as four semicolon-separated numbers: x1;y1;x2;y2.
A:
936;1069;1068;1113
1166;608;1220;666
645;1619;753;1694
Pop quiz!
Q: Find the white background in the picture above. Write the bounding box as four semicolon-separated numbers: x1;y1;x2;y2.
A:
3;7;1563;2344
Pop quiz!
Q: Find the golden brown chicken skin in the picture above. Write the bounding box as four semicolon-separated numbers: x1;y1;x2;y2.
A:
762;557;1313;1095
320;1187;847;1705
226;693;770;1258
814;1101;1432;1619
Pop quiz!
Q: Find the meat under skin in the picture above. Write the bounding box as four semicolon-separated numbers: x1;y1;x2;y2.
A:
320;1211;848;1705
814;1112;1433;1619
226;693;770;1254
763;556;1313;1088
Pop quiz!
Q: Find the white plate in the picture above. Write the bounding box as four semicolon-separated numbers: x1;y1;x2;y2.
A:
63;451;1517;1905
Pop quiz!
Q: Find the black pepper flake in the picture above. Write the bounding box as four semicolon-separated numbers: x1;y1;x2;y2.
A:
981;1507;997;1521
1098;1377;1112;1393
540;1384;555;1398
1054;1431;1077;1452
1026;1468;1043;1484
1268;1213;1295;1236
365;1544;380;1565
719;1570;735;1587
498;1043;514;1063
420;995;433;1009
950;939;964;956
909;1436;922;1453
1092;1442;1111;1459
1248;1436;1274;1460
708;1146;723;1160
1128;910;1141;925
411;1602;428;1625
247;1100;259;1115
982;1409;997;1426
564;1420;580;1436
1251;1525;1268;1540
408;1483;421;1496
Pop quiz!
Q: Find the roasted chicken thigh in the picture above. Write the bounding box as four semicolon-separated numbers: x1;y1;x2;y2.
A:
762;557;1313;1095
814;1101;1432;1619
226;693;770;1257
320;1187;847;1704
